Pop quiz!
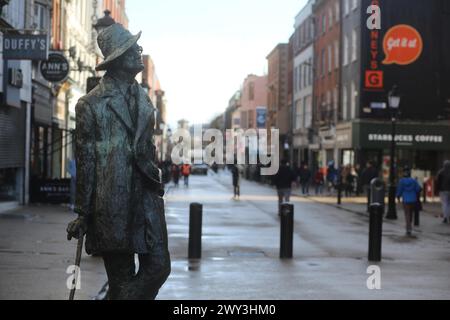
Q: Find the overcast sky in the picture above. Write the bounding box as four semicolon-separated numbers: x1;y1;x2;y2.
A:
127;0;307;129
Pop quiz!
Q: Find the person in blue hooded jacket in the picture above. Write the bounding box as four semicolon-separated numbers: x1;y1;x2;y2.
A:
396;167;422;236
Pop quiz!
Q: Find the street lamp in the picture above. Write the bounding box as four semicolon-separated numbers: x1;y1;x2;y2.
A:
93;10;116;33
386;85;401;220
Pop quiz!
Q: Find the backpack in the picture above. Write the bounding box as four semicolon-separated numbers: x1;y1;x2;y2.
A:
182;165;190;176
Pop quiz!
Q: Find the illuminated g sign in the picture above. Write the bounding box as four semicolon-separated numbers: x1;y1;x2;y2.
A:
365;70;384;89
382;25;423;65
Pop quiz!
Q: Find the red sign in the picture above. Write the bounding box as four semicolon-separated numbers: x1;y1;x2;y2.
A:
364;0;383;91
365;70;384;89
382;24;423;65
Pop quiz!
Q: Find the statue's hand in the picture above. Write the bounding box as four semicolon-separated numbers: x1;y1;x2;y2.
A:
67;216;88;241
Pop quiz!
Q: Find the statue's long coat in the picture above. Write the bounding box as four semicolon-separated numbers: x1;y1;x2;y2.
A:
75;75;167;255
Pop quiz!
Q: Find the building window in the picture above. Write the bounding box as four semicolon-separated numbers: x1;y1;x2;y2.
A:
334;40;339;69
295;100;303;130
345;0;350;16
248;110;255;128
352;28;358;62
335;1;340;22
351;81;356;119
326;91;331;113
352;0;358;11
322;14;326;35
342;85;348;120
321;49;326;76
328;8;333;30
294;66;297;93
333;88;338;115
344;35;349;66
249;82;255;101
303;64;307;88
328;45;332;73
308;58;313;85
305;95;312;128
34;2;49;30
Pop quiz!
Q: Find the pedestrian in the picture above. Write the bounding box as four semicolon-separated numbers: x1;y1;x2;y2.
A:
172;164;180;188
344;165;356;197
396;166;422;236
299;164;312;195
314;168;325;195
231;164;240;199
326;161;337;194
182;163;191;187
273;160;297;215
436;160;450;224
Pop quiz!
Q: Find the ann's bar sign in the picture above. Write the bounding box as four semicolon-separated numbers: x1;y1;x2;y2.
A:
2;34;49;60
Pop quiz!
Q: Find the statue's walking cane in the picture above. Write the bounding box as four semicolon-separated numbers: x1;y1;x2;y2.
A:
69;229;84;300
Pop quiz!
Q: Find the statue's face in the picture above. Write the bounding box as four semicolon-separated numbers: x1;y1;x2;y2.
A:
117;43;144;74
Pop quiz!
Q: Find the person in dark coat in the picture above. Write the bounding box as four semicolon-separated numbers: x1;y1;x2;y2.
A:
231;164;240;199
436;160;450;223
299;164;312;195
361;161;378;203
273;160;297;214
66;24;170;300
172;164;180;187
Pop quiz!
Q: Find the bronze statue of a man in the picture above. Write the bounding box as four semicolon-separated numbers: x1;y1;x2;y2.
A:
66;24;170;300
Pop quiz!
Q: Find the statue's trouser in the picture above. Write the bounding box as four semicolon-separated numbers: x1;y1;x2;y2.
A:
102;243;171;300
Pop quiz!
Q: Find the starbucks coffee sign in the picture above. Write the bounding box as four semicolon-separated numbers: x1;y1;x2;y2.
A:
354;121;450;151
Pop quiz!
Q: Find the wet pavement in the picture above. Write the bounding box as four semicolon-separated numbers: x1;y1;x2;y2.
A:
0;170;449;299
157;171;450;299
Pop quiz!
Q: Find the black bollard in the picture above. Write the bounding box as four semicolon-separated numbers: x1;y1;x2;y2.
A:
368;203;383;262
188;203;203;259
414;206;420;227
422;183;427;204
280;203;294;259
337;182;342;205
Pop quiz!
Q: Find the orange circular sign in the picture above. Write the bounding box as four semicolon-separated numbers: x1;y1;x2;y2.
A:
382;24;423;65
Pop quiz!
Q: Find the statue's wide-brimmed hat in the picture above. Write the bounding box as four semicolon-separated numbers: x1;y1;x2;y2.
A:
96;23;142;71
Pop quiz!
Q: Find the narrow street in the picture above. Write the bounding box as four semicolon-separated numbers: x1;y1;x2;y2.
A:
0;171;449;300
159;171;450;299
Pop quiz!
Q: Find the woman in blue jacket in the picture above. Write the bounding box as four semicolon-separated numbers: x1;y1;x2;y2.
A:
397;167;422;236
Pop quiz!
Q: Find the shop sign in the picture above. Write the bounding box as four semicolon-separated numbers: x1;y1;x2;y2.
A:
256;107;267;129
2;34;48;60
40;52;70;83
355;122;450;151
382;24;423;65
364;0;383;90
